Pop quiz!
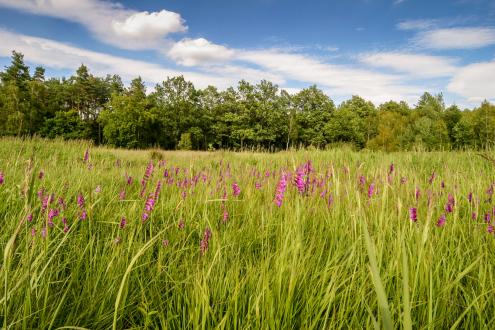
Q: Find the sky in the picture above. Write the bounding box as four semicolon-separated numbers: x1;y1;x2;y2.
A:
0;0;494;107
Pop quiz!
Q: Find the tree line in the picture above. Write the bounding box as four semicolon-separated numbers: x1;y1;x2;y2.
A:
1;50;494;151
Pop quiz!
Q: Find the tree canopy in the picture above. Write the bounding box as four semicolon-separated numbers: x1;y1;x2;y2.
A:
1;50;494;151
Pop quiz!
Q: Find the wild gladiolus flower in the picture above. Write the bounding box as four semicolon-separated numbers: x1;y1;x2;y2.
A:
119;190;125;200
409;207;418;222
27;214;33;222
0;171;4;184
436;214;446;227
468;192;473;203
178;219;185;229
200;228;212;256
472;212;477;220
48;209;59;221
294;168;306;193
389;163;395;175
232;182;241;197
488;225;494;234
77;194;85;208
367;183;375;199
58;197;66;210
358;175;366;187
140;162;154;196
274;173;289;207
38;170;44;179
83;149;89;163
428;171;436;184
445;203;453;213
255;182;261;190
120;217;127;229
80;210;87;221
142;195;156;222
415;187;421;202
484;213;491;223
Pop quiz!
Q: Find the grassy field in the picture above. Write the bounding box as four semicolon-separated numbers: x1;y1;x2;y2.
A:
1;137;495;329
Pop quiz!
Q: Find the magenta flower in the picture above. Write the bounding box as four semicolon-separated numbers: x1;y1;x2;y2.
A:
163;239;169;247
0;171;5;184
222;210;229;224
274;173;289;207
80;210;87;221
472;212;477;220
484;213;492;223
178;219;185;229
142;195;156;222
468;192;473;203
120;217;127;229
58;197;66;210
367;183;375;199
436;214;446;227
77;194;85;208
27;214;33;222
95;185;101;193
409;207;418;222
255;182;261;190
119;190;125;200
389;163;395;175
48;208;59;221
327;193;334;208
200;228;212;256
38;170;44;179
83;149;89;163
358;175;366;187
232;182;241;197
428;171;436;184
488;225;494;234
31;227;36;237
445;203;453;213
415;187;421;202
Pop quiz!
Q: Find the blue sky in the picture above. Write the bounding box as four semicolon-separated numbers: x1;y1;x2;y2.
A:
0;0;494;107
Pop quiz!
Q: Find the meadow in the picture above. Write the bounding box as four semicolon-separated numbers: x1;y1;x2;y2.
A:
1;137;495;329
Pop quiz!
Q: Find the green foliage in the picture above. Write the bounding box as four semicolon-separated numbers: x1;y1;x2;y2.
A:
177;132;193;150
1;51;495;151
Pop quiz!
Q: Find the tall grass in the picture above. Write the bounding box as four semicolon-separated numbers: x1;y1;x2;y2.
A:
0;137;494;329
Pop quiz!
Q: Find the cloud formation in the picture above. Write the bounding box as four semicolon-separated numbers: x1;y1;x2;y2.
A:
360;52;458;78
415;27;495;49
0;0;187;49
166;38;236;66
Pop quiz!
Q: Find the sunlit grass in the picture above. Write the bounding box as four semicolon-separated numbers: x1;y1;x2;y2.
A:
1;137;494;329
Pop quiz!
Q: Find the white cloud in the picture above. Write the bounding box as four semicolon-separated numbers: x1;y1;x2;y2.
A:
237;49;424;104
0;0;187;49
415;27;495;49
166;38;235;66
360;52;458;78
0;28;239;89
447;60;495;103
397;19;438;30
111;10;186;40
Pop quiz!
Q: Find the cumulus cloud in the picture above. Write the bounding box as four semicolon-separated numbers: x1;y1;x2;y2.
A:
237;49;424;104
166;38;236;66
0;0;187;49
415;27;495;49
397;19;438;30
0;28;239;89
447;60;495;103
360;52;458;78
